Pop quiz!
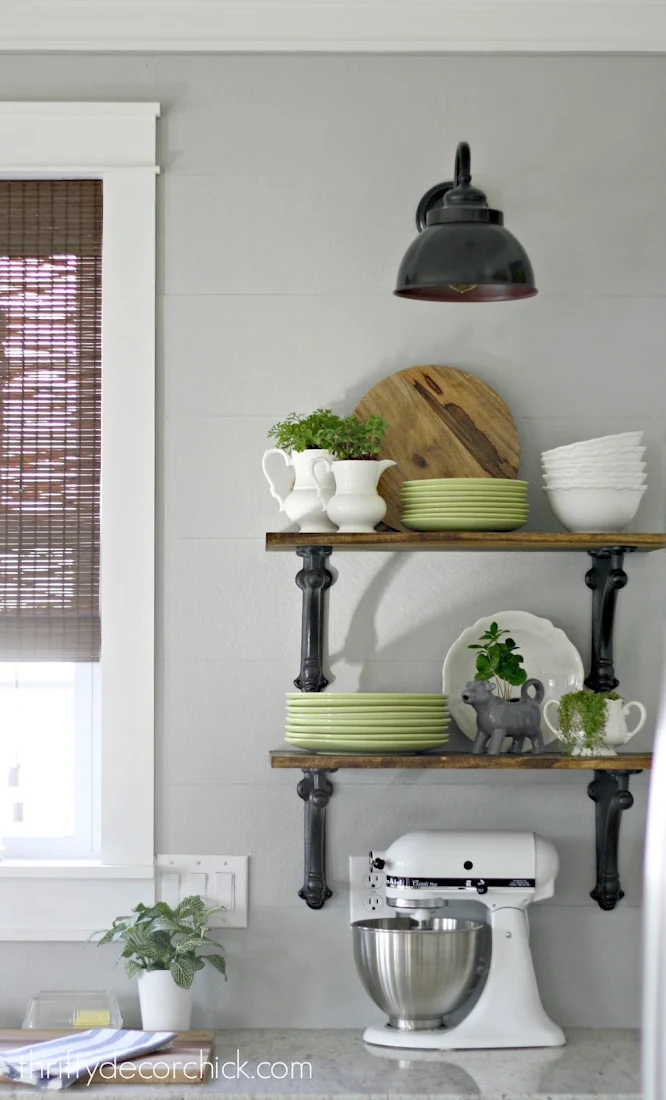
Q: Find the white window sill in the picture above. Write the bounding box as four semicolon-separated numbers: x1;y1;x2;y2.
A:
0;860;154;879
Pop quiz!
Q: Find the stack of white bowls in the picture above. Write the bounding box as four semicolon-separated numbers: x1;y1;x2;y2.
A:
542;432;646;532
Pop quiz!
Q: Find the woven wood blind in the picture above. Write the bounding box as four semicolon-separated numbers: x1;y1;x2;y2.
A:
0;180;102;661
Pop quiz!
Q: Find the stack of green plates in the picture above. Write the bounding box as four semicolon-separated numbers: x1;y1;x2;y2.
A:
285;693;449;753
401;478;529;531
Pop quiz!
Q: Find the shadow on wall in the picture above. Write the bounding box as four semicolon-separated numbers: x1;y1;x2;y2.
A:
325;552;562;749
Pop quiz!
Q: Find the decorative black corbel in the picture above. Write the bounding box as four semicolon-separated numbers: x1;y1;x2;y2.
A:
294;547;333;692
588;769;640;910
297;769;335;909
584;548;633;692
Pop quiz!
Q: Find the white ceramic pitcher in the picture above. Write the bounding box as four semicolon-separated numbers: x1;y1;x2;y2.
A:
262;447;336;532
315;458;396;533
543;695;647;756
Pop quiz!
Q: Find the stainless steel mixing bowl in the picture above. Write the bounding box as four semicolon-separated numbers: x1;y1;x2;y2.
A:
352;916;483;1030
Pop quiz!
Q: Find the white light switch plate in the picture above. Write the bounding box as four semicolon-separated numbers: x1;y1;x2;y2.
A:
156;855;248;928
349;855;387;924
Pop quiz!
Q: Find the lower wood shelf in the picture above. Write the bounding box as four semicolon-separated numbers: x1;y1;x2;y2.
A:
272;749;651;914
271;749;652;770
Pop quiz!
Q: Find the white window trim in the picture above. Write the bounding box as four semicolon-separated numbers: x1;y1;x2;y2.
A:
0;103;159;938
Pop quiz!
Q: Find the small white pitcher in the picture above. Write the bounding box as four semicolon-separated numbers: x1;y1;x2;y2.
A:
315;458;396;533
262;448;336;532
543;696;647;756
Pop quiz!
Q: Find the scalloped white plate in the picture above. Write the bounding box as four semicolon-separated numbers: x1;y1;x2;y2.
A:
442;610;584;744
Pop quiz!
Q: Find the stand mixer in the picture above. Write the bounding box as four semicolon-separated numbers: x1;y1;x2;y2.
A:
353;830;565;1050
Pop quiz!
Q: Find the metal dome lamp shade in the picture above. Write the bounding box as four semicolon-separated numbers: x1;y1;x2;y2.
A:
395;141;537;302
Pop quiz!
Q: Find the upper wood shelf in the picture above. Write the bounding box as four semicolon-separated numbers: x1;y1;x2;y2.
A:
266;532;666;553
270;749;652;770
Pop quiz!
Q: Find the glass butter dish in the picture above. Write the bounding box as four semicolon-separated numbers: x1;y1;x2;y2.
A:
23;991;122;1029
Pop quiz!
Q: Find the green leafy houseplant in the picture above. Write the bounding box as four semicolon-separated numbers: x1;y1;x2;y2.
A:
557;690;621;754
318;415;388;461
92;896;226;990
468;621;527;701
267;409;343;453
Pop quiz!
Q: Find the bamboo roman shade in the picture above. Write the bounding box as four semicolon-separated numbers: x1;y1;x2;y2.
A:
0;180;102;661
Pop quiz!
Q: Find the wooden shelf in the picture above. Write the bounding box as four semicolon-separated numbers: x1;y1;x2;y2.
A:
271;749;652;770
266;531;666;553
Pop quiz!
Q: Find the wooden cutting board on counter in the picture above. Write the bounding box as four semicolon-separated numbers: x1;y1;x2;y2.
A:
0;1030;215;1086
354;365;520;531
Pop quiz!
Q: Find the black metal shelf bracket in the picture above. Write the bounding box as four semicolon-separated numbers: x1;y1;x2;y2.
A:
584;545;641;910
588;769;641;910
585;547;634;692
294;546;334;692
294;547;336;908
297;768;336;909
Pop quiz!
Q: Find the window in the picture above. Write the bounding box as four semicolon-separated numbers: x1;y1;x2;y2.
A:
0;180;102;857
0;103;158;939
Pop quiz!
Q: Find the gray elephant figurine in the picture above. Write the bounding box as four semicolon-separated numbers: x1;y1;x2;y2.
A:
462;679;545;755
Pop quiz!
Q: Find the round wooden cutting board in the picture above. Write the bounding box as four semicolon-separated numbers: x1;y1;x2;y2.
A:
354;365;520;531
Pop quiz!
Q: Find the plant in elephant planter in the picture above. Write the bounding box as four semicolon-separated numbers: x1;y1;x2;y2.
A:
463;622;544;755
313;415;395;533
93;896;226;1030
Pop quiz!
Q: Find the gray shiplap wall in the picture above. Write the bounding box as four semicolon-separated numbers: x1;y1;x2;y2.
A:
0;52;664;1029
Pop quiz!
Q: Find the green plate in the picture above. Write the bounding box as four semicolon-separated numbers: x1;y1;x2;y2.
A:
402;515;527;531
287;707;448;718
284;721;446;730
402;505;528;515
285;693;445;703
286;736;448;752
402;477;526;486
400;497;523;503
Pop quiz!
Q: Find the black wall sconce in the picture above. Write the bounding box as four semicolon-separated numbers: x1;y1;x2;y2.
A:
395;141;537;302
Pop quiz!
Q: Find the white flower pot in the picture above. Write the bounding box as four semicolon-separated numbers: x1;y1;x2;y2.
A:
138;970;194;1031
543;696;647;755
314;459;396;533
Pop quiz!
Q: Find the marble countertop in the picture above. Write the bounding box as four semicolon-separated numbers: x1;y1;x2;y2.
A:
57;1028;639;1100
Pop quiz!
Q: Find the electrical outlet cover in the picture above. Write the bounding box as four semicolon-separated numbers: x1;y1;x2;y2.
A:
350;855;387;924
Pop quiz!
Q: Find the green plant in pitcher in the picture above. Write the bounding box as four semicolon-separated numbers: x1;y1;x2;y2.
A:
267;409;343;452
557;690;621;754
468;621;527;701
318;415;388;460
92;896;226;989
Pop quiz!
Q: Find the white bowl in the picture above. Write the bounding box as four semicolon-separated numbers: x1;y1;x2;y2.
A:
542;432;643;459
543;476;647;489
545;486;647;532
542;451;645;471
542;454;645;469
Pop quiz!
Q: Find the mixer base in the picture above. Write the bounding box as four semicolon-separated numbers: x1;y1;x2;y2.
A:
363;1023;565;1051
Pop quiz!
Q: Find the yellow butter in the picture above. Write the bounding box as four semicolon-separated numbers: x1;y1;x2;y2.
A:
74;1010;111;1028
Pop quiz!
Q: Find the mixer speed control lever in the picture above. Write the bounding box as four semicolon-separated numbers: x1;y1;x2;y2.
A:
476;880;488;895
371;856;385;870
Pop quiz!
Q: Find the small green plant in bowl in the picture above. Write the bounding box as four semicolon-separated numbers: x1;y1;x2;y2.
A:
556;690;621;754
468;621;527;701
267;409;343;453
318;415;388;460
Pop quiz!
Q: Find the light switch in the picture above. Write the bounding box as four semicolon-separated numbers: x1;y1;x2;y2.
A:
156;855;248;927
216;871;235;912
190;872;207;899
161;871;180;908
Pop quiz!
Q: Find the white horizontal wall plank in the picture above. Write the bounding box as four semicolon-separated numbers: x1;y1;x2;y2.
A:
163;294;666;421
